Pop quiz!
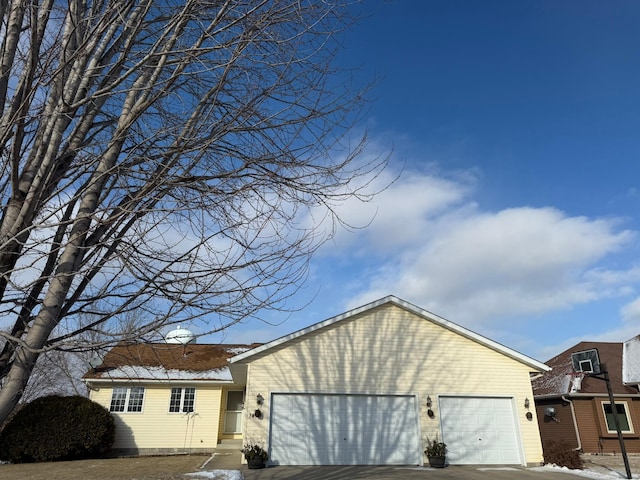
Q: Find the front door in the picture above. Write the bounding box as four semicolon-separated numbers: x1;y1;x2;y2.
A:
223;390;244;434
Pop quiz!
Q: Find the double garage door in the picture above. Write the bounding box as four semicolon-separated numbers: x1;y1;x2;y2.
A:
269;393;422;465
440;396;523;465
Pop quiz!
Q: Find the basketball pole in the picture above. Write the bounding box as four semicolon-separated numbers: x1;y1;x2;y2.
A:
589;362;632;480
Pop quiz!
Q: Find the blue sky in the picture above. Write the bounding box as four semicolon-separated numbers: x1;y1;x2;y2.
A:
209;0;640;363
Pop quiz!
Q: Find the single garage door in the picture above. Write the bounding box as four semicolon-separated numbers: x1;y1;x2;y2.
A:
439;396;522;465
269;393;421;465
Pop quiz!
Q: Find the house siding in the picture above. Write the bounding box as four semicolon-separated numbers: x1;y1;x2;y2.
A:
572;396;640;454
240;303;543;465
89;383;225;454
533;396;640;454
535;398;579;449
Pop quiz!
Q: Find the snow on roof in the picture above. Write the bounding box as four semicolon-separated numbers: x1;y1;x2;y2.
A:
98;365;232;381
225;346;253;355
532;361;574;395
623;335;640;384
83;342;260;382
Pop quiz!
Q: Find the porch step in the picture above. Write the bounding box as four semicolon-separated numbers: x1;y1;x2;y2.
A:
216;439;243;451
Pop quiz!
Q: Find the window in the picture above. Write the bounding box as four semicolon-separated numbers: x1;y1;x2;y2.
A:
602;402;633;433
110;387;145;412
169;387;196;413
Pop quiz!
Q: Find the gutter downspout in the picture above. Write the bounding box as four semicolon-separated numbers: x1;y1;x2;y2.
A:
562;396;582;451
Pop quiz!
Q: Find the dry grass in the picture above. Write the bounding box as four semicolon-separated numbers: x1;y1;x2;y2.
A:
0;454;210;480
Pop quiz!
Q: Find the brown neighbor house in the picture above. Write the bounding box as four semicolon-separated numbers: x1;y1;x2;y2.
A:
532;341;640;454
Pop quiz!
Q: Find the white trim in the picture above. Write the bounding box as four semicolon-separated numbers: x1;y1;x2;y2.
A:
536;393;640;399
168;386;196;413
109;386;146;414
84;378;235;385
230;296;550;372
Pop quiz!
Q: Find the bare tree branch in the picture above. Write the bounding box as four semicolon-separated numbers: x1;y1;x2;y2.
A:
0;0;385;424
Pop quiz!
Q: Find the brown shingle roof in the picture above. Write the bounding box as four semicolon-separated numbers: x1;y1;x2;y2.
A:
83;342;261;381
533;341;639;397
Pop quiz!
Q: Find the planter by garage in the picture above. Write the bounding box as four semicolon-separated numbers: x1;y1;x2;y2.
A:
242;444;268;469
247;456;266;469
427;455;446;468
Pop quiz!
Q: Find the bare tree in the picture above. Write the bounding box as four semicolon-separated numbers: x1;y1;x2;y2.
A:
0;0;383;424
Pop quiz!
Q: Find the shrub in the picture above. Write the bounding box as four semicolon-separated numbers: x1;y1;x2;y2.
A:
0;395;115;463
543;440;583;469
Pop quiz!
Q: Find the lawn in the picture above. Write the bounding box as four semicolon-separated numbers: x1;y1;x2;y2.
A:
0;454;211;480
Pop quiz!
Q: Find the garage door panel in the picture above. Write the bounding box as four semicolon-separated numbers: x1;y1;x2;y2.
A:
440;396;522;465
270;394;420;465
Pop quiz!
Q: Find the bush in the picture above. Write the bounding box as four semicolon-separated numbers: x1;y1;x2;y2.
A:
543;440;583;469
0;395;115;463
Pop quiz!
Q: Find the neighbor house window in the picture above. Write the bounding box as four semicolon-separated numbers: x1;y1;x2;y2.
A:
169;387;196;413
110;387;145;412
602;402;633;433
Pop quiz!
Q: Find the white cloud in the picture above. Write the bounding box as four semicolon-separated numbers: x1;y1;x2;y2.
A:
328;167;636;330
621;297;640;324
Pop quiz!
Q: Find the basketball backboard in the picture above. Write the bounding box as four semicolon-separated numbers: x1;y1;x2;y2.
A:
571;348;601;375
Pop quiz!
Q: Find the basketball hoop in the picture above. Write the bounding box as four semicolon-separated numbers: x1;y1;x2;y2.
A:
571;348;601;375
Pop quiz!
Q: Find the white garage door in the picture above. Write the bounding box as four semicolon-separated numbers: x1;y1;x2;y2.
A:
439;396;522;465
269;393;421;465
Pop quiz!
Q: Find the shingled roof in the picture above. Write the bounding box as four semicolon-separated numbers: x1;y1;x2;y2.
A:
533;341;639;397
83;342;261;382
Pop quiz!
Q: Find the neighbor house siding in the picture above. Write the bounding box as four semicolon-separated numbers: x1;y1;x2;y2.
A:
572;396;640;454
241;303;543;465
90;383;224;454
535;399;579;449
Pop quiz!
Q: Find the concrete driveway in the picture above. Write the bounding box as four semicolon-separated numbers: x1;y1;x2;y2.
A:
205;452;580;479
240;465;579;479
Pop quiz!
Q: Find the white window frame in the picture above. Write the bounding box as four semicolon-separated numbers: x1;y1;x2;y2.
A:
169;387;196;413
110;386;145;413
601;401;634;434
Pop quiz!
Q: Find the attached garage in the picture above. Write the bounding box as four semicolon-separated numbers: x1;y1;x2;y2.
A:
229;296;549;466
269;393;422;465
440;396;523;465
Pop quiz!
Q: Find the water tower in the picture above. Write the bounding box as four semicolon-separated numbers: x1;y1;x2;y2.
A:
165;326;196;345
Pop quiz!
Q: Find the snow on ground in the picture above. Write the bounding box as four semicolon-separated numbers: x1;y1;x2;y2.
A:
186;470;243;480
532;464;640;479
182;465;638;479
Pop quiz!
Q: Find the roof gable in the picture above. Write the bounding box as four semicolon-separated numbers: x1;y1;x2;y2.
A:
533;341;639;397
230;295;549;372
84;342;260;382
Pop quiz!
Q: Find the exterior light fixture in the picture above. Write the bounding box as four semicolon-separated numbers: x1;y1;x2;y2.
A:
524;397;530;409
256;393;264;405
426;395;435;418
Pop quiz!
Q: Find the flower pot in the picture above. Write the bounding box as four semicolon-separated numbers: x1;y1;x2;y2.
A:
427;455;446;468
247;456;266;469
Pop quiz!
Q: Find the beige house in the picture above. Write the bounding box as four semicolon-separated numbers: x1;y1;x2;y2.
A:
83;341;258;455
85;296;549;465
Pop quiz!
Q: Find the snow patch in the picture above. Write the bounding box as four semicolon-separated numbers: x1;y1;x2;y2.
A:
531;464;640;479
186;470;243;480
99;365;232;381
227;347;253;355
